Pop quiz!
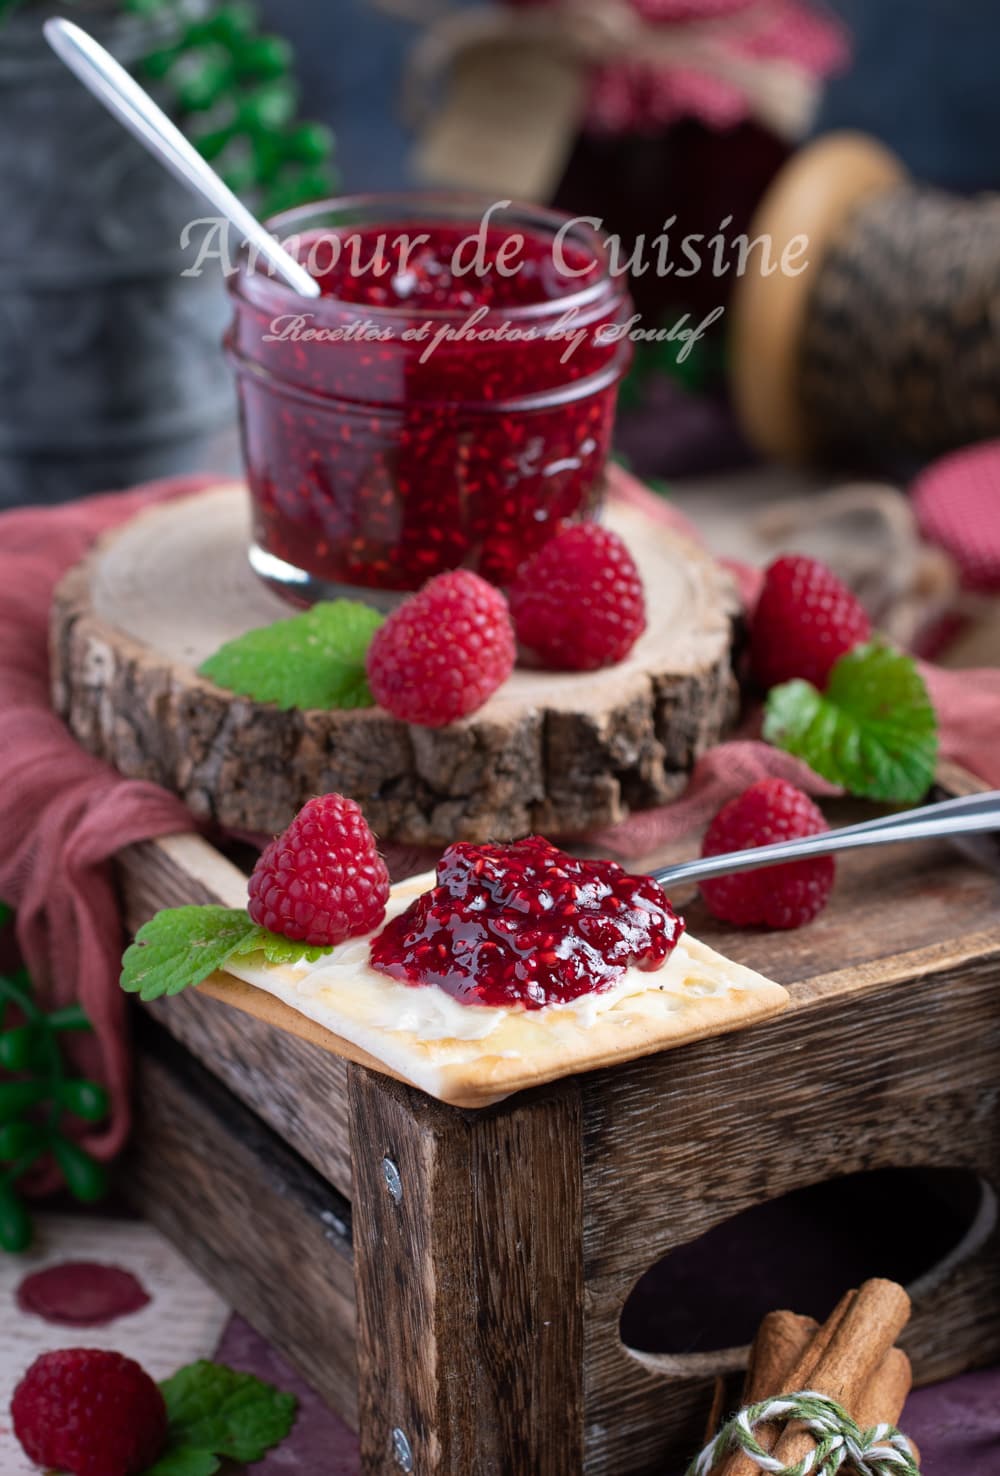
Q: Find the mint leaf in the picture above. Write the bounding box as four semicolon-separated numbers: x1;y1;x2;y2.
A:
159;1361;297;1464
763;640;938;802
144;1449;220;1476
120;907;258;1002
121;909;336;1000
199;599;383;711
233;928;334;966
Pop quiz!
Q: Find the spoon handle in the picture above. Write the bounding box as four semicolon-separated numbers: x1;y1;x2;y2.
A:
794;787;1000;842
44;17;320;299
653;793;1000;889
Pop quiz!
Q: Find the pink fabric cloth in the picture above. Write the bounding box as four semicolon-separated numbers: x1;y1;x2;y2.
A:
595;739;843;857
924;664;1000;786
1;467;998;1183
0;479;209;1175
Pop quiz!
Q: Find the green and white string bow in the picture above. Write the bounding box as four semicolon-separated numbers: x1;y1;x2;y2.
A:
687;1391;921;1476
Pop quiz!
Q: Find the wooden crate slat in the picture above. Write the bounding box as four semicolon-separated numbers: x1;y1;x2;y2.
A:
144;987;353;1196
124;1022;359;1426
119;832;250;914
119;835;354;1196
113;779;1000;1474
349;1070;584;1474
579;955;1000;1475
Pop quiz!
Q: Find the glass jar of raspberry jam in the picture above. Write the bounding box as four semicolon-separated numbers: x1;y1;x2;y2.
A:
226;195;633;603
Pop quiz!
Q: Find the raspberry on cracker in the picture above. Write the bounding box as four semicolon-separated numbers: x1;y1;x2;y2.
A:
248;793;390;948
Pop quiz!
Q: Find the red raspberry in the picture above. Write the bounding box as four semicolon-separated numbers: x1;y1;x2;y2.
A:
699;778;834;930
750;554;871;690
11;1348;167;1476
248;793;390;946
366;570;515;726
508;523;646;671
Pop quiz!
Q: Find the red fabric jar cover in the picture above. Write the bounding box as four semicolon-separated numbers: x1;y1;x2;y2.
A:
913;439;1000;594
504;0;849;133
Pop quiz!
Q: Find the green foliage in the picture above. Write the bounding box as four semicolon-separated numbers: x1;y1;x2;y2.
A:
618;305;728;411
6;0;337;213
231;929;334;966
0;1182;32;1254
145;1450;221;1476
199;600;383;711
121;906;261;1001
0;948;110;1253
120;905;332;1002
51;1137;110;1204
147;1361;298;1474
126;0;338;214
763;641;939;803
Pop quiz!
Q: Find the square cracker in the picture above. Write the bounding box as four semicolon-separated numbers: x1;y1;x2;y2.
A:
199;892;788;1107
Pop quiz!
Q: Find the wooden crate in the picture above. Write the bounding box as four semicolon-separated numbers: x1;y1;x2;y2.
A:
116;792;1000;1476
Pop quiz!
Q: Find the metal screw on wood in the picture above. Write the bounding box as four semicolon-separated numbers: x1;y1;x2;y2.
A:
391;1426;414;1471
383;1156;403;1204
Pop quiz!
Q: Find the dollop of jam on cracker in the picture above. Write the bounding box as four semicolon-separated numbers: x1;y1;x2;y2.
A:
370;836;682;1009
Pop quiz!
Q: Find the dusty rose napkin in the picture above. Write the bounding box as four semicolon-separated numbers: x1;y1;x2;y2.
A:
1;468;998;1173
0;479;208;1174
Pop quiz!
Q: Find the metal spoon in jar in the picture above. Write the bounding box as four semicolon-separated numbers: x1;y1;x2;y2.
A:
652;789;1000;891
43;16;320;299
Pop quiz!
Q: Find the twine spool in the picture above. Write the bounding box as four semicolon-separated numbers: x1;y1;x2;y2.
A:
730;131;1000;468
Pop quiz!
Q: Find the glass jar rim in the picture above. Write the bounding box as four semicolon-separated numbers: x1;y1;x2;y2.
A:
231;191;624;324
225;330;632;416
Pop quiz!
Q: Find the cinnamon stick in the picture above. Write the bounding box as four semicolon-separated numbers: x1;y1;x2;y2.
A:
743;1311;818;1403
704;1376;728;1443
705;1314;819;1447
855;1348;919;1467
721;1293;856;1476
768;1279;911;1469
854;1347;912;1428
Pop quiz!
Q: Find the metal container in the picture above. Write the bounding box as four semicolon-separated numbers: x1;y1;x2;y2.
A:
0;2;237;507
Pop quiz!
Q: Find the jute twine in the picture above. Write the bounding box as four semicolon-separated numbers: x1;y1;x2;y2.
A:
688;1391;921;1476
376;0;819;140
799;183;1000;463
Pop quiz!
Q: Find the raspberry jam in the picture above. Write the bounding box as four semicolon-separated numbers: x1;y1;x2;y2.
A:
370;836;682;1009
306;222;603;310
226;196;632;602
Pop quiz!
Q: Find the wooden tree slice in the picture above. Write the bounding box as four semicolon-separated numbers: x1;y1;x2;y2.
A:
51;483;739;844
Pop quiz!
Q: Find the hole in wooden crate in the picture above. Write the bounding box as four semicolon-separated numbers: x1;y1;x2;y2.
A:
619;1167;993;1362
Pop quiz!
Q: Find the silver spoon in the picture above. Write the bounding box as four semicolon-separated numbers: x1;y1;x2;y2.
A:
44;16;320;300
653;790;1000;890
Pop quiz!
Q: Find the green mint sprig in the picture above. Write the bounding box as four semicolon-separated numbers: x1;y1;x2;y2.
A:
120;906;333;1003
0;909;110;1253
763;640;939;803
146;1361;298;1475
198;599;383;711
